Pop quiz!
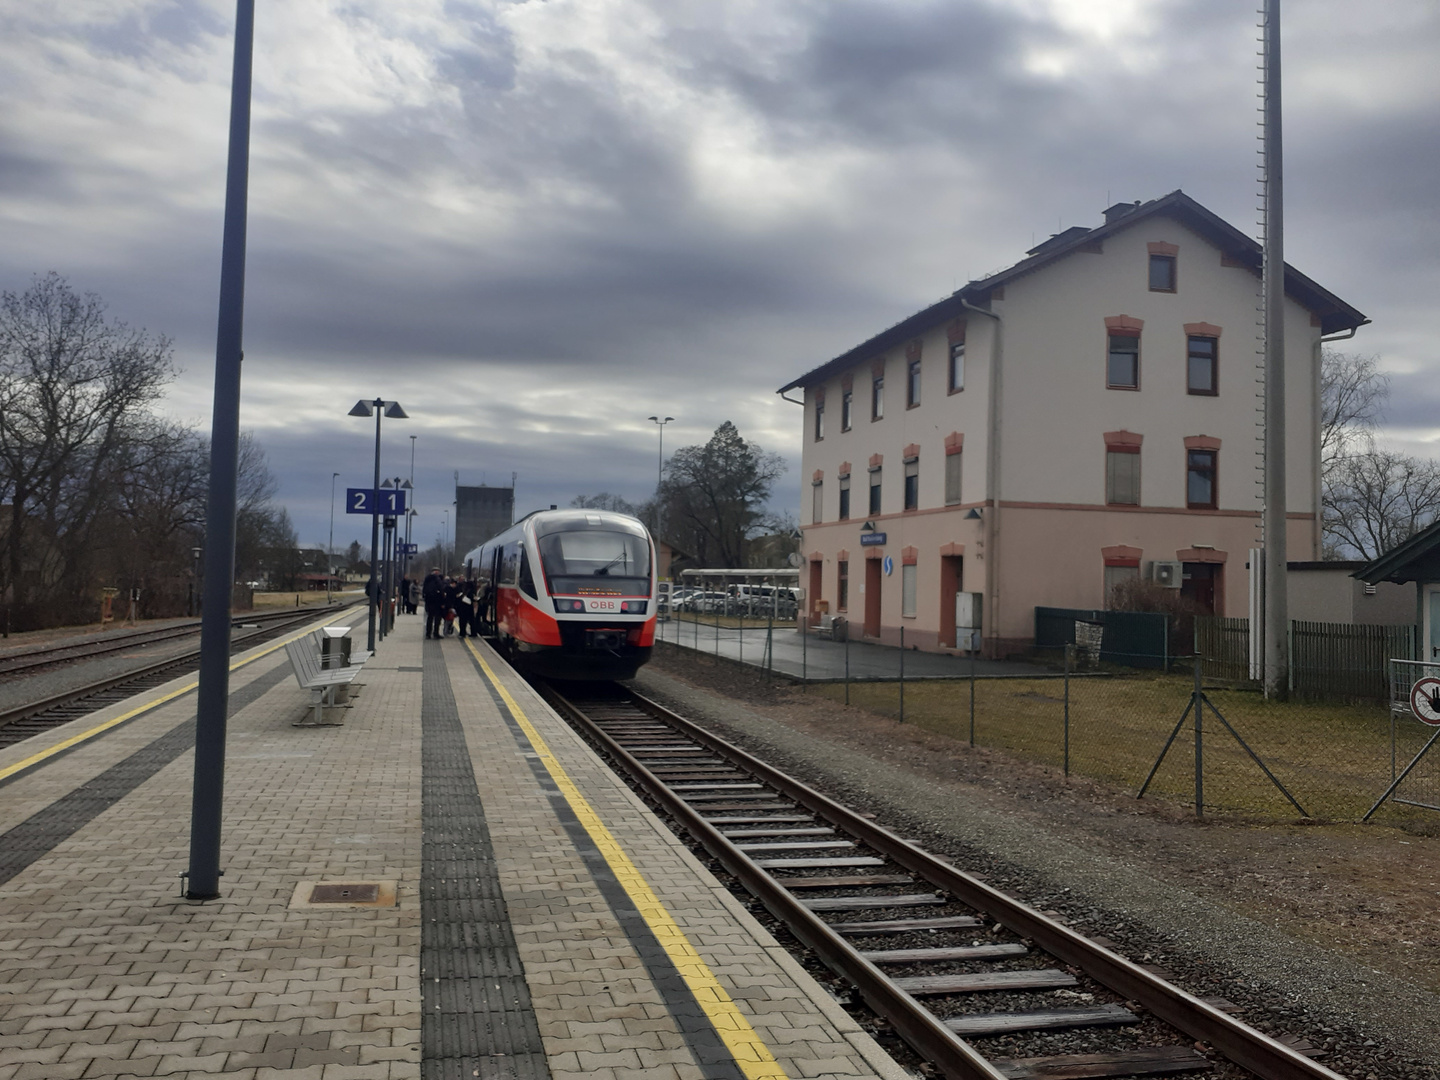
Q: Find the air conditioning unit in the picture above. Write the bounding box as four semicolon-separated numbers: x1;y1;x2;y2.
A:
1147;561;1183;588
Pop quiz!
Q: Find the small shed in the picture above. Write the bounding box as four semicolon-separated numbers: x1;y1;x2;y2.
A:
1352;520;1440;659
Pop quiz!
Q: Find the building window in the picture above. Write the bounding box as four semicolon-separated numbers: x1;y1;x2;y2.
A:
904;459;919;511
945;450;962;505
1149;253;1176;292
1187;335;1217;395
1187;449;1217;508
1108;333;1140;390
902;564;917;617
841;390;854;430
948;342;965;393
812;480;823;523
814;399;825;440
869;468;882;515
1106;449;1140;505
1104;564;1140;608
838;560;849;611
839;474;850;520
907;359;922;408
872;374;884;420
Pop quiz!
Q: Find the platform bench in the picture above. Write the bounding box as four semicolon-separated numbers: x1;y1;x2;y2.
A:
284;637;367;726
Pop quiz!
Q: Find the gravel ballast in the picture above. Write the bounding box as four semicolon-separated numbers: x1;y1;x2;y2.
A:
630;650;1440;1080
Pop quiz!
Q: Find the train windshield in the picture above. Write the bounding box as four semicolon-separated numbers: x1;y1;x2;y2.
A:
539;530;651;596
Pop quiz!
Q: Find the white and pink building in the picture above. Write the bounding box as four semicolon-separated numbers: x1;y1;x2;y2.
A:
781;191;1368;655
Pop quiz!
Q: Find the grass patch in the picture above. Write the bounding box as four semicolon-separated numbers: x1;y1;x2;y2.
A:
813;672;1440;823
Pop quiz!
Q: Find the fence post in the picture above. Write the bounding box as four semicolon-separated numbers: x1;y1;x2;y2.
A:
899;626;905;723
969;643;976;746
765;606;773;681
845;630;851;706
1063;643;1071;778
801;613;807;690
1193;653;1204;817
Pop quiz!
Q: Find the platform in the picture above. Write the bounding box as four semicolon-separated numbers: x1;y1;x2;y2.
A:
0;612;906;1079
652;616;1047;681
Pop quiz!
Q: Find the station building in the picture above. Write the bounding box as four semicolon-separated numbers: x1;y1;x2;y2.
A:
780;190;1368;656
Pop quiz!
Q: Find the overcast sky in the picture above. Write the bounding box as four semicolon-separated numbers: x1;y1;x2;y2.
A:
1;0;1435;553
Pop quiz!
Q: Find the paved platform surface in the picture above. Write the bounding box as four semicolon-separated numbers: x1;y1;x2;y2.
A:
0;611;907;1079
652;618;1048;681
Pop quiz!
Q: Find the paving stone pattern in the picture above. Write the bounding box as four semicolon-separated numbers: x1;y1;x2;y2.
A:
0;612;904;1080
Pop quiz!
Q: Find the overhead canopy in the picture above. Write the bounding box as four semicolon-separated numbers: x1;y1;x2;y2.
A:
1352;520;1440;584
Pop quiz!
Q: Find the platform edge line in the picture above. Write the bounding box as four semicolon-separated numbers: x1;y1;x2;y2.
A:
466;640;790;1080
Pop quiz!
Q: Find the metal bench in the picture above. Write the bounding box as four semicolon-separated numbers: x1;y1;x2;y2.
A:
284;637;366;726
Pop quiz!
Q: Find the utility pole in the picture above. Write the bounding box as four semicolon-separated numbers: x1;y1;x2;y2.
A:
1261;0;1288;699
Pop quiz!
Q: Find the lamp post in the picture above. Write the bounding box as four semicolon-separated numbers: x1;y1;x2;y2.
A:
441;509;449;575
348;398;408;652
327;471;339;605
647;415;673;534
190;546;203;617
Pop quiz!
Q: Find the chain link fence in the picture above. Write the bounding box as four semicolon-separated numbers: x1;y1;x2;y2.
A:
809;648;1440;826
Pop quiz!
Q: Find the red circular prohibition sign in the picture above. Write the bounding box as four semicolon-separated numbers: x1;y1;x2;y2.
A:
1409;677;1440;726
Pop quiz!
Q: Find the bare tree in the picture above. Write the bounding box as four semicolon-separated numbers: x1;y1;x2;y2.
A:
0;273;173;625
1319;348;1440;559
657;422;785;568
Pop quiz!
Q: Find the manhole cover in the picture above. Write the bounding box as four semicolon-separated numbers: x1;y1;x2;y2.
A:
309;883;379;904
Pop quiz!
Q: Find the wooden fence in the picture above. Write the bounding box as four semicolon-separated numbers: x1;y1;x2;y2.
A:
1197;616;1416;701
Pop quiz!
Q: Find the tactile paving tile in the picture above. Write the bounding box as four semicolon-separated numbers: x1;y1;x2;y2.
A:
421;639;551;1079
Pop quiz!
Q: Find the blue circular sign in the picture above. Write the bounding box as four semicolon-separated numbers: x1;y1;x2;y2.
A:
882;555;894;576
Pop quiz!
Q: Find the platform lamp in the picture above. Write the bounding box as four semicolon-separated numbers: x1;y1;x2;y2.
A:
349;398;408;652
327;471;339;605
647;415;673;535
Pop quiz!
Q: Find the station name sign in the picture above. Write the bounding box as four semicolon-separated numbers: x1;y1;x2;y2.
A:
859;532;887;546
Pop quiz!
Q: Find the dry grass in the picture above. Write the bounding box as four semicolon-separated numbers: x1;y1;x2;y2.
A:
813;671;1440;822
250;589;363;611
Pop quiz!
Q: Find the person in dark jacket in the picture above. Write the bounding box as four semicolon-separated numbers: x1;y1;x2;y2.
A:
456;578;477;638
422;568;445;638
442;577;463;637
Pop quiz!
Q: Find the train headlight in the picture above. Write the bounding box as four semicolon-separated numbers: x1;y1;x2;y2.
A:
554;599;585;613
621;601;647;614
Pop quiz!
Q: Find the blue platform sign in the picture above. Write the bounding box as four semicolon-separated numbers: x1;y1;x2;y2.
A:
346;488;408;514
859;532;887;546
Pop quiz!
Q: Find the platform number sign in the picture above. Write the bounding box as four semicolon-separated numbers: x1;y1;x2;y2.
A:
1410;678;1440;726
346;488;407;515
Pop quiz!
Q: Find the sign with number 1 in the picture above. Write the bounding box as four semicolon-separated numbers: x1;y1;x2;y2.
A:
346;488;407;514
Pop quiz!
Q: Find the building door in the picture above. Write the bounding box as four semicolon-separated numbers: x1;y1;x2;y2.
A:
1181;563;1220;616
808;560;823;622
938;556;963;647
1427;586;1440;663
864;558;882;638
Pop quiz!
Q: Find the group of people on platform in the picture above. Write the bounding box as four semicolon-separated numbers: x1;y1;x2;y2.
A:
416;566;485;640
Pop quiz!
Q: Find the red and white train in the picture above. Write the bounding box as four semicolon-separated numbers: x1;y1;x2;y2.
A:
464;508;657;680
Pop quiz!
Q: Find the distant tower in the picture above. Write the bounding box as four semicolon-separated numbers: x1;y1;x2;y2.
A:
454;484;516;562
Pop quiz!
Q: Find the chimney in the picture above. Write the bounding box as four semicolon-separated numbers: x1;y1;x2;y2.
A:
1103;200;1142;224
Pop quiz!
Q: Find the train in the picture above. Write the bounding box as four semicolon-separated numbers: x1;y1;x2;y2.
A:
463;508;657;680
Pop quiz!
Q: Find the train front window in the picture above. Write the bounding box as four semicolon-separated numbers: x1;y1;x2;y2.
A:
539;531;651;596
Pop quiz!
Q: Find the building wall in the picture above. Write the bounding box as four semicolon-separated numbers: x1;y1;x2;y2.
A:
798;211;1329;652
455;485;514;558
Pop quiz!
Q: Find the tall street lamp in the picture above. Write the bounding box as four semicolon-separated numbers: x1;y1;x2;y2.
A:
327;471;339;606
441;509;449;575
348;398;408;651
647;415;674;534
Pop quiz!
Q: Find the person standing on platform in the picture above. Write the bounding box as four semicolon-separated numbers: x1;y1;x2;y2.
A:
456;577;477;638
422;567;445;639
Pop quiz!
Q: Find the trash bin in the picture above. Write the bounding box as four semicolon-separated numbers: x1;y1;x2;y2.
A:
320;626;352;669
832;615;847;642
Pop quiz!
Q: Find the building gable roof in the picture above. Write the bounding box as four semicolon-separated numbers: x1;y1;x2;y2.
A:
1352;520;1440;584
778;189;1368;394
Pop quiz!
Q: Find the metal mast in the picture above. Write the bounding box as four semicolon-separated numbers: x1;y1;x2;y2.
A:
1261;0;1288;698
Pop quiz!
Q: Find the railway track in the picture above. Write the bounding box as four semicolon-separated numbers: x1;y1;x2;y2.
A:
0;605;359;750
537;679;1344;1080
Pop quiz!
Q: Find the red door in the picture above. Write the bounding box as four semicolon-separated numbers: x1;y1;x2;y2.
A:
864;559;882;638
